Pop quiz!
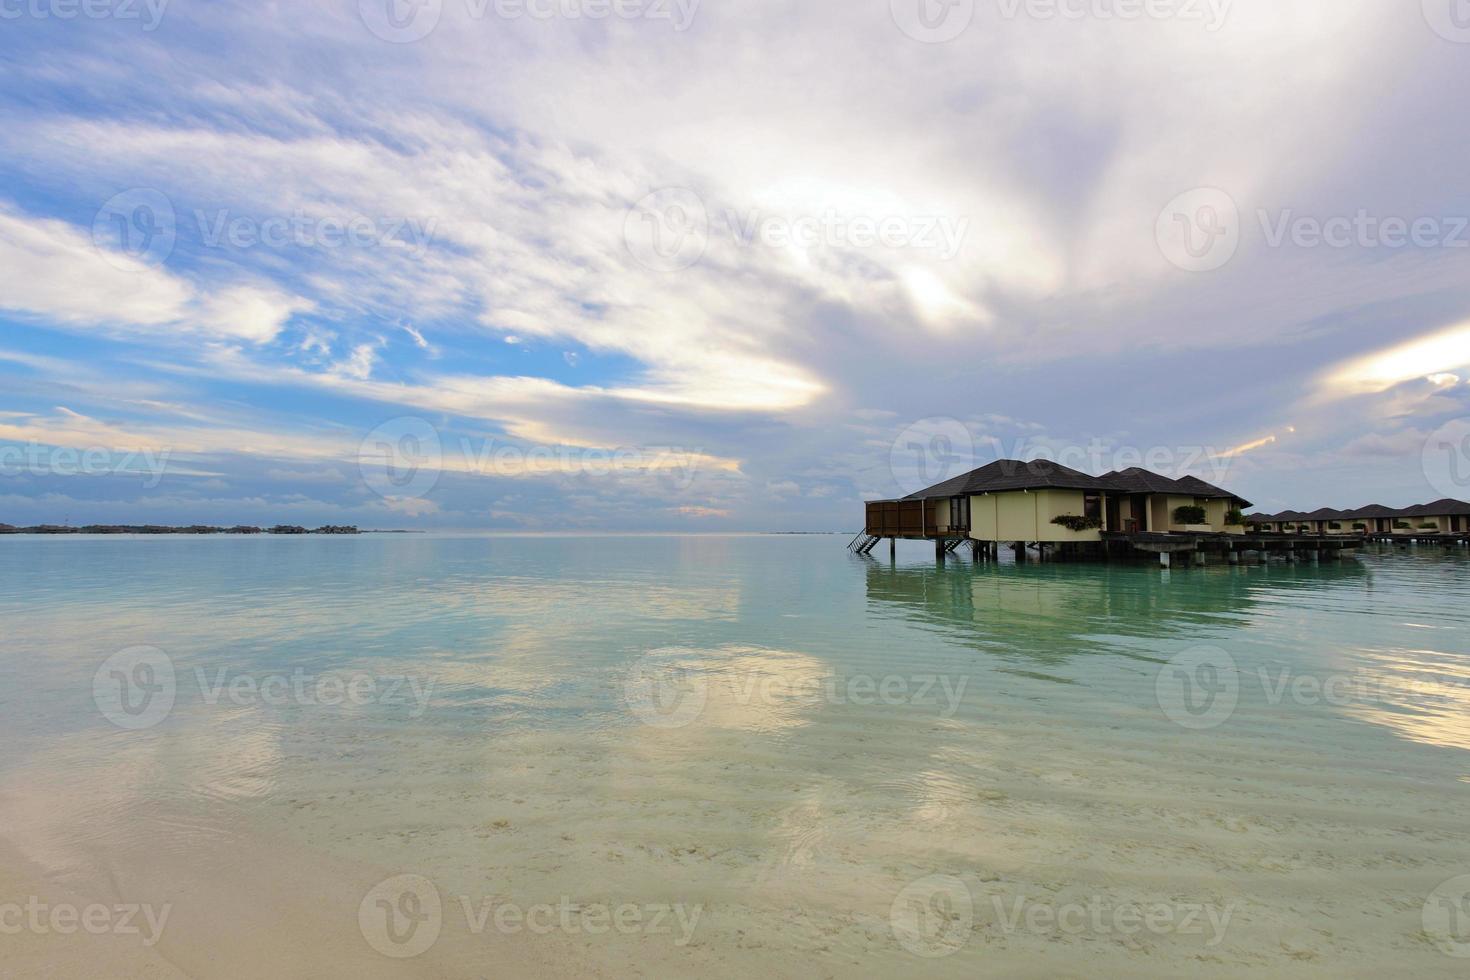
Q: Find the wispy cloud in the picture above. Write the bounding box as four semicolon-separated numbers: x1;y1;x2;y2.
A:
1;2;1467;525
0;206;309;342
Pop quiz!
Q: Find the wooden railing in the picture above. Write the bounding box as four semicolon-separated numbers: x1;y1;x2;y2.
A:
864;500;969;537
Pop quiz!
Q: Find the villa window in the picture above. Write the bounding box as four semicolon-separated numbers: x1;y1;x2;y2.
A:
1083;493;1101;521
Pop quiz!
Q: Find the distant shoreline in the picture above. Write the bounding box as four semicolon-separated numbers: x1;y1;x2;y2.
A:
0;524;381;535
0;526;841;536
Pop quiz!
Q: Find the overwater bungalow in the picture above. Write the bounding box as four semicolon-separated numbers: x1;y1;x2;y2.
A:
859;460;1265;563
1320;509;1363;535
1299;508;1347;535
1403;499;1470;534
1264;509;1319;534
1340;504;1396;535
1279;511;1316;534
864;459;1113;548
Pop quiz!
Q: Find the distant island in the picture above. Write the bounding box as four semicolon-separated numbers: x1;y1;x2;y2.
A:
0;524;362;535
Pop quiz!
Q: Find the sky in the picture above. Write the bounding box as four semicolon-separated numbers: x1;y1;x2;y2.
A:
2;0;1470;530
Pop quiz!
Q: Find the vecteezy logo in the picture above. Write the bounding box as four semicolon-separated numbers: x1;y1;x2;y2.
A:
359;874;443;958
92;188;177;271
359;0;443;42
623;187;709;273
890;874;972;957
889;417;974;497
1423;0;1470;43
890;0;974;43
1424;874;1470;957
358;417;443;501
1422;417;1470;500
1156;187;1240;272
93;646;176;730
1155;645;1238;730
621;648;708;729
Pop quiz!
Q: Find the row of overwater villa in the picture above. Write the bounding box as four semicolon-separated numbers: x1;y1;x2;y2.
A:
1244;500;1470;536
855;459;1469;565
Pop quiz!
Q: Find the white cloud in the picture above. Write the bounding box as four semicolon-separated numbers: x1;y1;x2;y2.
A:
1321;320;1470;397
380;496;441;518
0;207;189;326
0;206;307;344
197;285;312;344
402;324;432;350
334;342;379;381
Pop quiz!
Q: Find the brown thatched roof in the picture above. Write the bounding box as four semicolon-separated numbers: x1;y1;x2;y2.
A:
1098;468;1252;508
904;461;1255;507
1099;467;1190;495
1253;500;1470;521
1405;498;1470;517
902;459;1112;500
1341;504;1396;519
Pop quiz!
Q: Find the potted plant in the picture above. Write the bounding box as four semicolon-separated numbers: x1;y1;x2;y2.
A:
1050;515;1103;532
1225;509;1244;526
1172;505;1208;527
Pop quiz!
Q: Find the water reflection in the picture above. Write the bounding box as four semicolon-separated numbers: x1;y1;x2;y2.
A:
1;535;1469;975
861;555;1368;669
860;550;1470;761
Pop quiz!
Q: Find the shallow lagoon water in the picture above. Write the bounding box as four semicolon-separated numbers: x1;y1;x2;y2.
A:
2;533;1469;976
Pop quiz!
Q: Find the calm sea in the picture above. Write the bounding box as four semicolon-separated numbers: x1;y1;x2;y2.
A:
2;533;1469;976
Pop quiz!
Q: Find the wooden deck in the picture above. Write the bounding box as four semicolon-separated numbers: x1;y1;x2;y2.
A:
863;499;968;539
851;522;1391;565
1102;531;1367;551
1363;532;1470;544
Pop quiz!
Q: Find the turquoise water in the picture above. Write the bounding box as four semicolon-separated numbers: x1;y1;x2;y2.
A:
2;534;1469;976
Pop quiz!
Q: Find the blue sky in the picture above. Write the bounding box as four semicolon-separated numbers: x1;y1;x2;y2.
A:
3;0;1470;529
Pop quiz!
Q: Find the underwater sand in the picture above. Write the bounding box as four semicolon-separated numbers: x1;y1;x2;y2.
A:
2;534;1469;976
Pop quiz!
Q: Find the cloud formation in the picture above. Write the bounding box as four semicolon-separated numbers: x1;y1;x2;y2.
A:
1;1;1469;527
